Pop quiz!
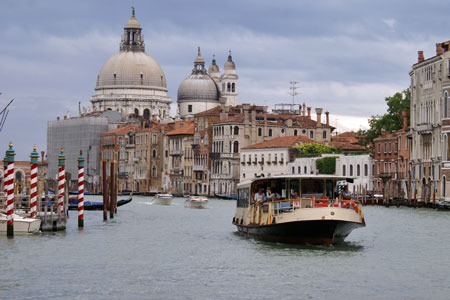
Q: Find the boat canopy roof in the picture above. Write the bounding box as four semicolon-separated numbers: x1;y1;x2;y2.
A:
238;174;355;188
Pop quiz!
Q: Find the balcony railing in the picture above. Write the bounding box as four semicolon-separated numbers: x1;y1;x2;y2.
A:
192;144;201;150
170;149;182;156
193;164;206;172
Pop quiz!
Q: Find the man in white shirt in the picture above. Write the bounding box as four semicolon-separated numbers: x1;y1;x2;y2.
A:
254;188;265;202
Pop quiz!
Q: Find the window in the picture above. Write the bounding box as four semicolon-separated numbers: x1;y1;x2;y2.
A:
350;165;353;176
384;143;387;153
445;92;449;118
377;144;380;154
310;131;314;139
198;119;204;131
233;141;239;153
364;164;368;176
152;166;157;177
258;128;262;136
292;167;295;173
152;149;157;158
281;129;285;134
357;165;360;176
343;165;346;176
298;166;301;174
205;134;208;146
188;105;193;113
323;131;326;139
165;150;168;158
234;126;239;135
304;166;307;174
294;130;298;136
399;137;402;150
232;83;235;92
268;129;272;137
377;163;380;175
389;143;392;153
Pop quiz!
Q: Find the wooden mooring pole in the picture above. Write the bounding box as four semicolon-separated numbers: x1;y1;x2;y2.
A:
109;160;114;219
5;142;15;238
102;160;107;221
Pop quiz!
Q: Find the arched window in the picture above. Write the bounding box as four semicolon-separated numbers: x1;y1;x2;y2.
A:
227;83;231;92
258;128;262;136
233;141;239;153
294;130;298;136
268;129;272;137
134;108;139;115
234;126;239;135
443;176;446;197
364;164;368;176
232;83;235;92
357;164;360;176
445;91;449;118
152;149;157;159
298;166;301;174
343;165;346;176
444;134;448;161
152;166;157;177
350;165;353;176
144;109;150;120
323;131;327;139
304;166;307;174
292;167;295;174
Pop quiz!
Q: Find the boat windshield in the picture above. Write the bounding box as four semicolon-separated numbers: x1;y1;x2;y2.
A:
250;177;336;201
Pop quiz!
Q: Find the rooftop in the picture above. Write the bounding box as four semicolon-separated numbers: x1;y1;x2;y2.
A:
242;135;314;150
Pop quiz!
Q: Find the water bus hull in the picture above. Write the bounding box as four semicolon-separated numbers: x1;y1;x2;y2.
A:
153;194;173;205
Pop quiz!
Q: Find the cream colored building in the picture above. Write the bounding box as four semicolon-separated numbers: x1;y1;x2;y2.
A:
410;42;450;204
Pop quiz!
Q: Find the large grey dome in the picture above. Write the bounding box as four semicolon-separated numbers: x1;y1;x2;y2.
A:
177;74;219;102
96;51;167;90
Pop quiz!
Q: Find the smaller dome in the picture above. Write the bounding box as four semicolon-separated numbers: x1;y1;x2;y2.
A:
208;55;219;74
125;17;141;29
178;74;220;103
125;7;141;29
224;51;236;71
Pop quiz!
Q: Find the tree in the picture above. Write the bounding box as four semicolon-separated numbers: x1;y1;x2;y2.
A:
293;143;337;157
361;88;410;144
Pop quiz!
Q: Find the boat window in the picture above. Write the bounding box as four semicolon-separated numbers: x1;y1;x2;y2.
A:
237;188;249;207
289;179;300;198
252;179;287;200
301;179;324;199
326;180;334;199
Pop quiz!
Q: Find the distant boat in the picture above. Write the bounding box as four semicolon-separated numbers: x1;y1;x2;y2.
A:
215;194;237;200
185;195;208;208
68;197;132;211
0;213;41;233
153;194;173;205
436;198;450;210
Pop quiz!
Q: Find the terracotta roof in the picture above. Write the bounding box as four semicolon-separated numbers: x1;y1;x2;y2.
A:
166;123;195;135
215;114;244;123
103;124;136;135
194;106;222;116
242;135;315;150
330;141;366;151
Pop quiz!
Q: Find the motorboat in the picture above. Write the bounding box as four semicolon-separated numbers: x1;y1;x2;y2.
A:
436;198;450;210
185;195;208;208
232;174;365;246
0;213;41;233
68;197;132;211
153;194;173;205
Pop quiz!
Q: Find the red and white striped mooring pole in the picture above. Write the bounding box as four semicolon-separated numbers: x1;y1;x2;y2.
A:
57;148;65;216
78;150;85;228
29;145;39;218
5;142;16;237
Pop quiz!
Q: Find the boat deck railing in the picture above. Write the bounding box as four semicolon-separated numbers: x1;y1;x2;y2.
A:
255;197;364;217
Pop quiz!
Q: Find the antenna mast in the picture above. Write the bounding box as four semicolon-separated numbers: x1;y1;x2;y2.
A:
289;81;299;105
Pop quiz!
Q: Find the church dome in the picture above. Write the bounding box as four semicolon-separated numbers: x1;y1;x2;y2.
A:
96;51;167;90
177;74;219;102
178;47;219;102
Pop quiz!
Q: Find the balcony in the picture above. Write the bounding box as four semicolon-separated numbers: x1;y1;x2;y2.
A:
193;164;206;172
170;169;183;176
170;149;182;156
192;144;201;150
416;123;432;135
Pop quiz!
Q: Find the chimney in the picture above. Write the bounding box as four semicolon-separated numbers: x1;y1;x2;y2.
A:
41;151;45;162
307;107;311;118
418;51;424;63
436;43;443;56
325;111;330;125
302;103;306;116
315;108;323;125
57;116;60;121
402;110;409;130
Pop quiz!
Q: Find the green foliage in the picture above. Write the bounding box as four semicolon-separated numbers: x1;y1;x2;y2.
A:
293;143;337;157
315;156;337;174
360;88;410;144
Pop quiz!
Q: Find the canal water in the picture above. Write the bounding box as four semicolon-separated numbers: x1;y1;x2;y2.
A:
1;196;449;300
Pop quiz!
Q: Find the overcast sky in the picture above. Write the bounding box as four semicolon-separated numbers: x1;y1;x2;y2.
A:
1;0;449;159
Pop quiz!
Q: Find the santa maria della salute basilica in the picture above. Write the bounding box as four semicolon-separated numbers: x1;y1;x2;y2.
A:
91;9;238;120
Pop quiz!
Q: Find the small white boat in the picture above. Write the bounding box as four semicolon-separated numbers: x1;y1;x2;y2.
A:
0;213;41;233
186;195;208;208
153;194;173;205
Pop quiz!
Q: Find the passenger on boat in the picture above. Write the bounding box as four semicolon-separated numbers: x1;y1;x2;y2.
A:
268;189;281;201
254;188;265;202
